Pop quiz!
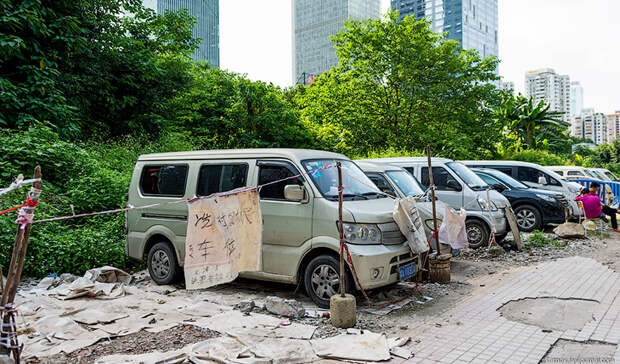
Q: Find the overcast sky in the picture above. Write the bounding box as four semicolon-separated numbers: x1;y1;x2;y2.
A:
220;0;620;114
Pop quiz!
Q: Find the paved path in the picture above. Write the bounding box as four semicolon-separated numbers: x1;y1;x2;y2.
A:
401;256;620;363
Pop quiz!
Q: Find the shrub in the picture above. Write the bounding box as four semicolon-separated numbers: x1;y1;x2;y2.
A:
503;150;566;166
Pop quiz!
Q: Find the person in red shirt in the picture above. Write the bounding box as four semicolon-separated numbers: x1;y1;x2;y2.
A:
575;182;619;231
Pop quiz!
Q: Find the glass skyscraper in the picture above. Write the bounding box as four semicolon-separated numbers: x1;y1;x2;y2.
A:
293;0;381;85
145;0;219;66
391;0;498;59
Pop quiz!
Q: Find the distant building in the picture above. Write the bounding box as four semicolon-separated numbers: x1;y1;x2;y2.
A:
572;108;607;145
144;0;219;66
293;0;381;85
525;68;570;123
499;81;514;92
607;111;620;143
570;81;583;117
391;0;498;59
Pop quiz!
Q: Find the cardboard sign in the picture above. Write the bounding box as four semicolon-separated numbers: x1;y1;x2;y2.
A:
184;189;262;289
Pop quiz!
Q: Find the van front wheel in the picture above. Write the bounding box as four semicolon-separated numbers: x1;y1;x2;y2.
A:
147;242;180;285
466;220;490;249
304;254;352;309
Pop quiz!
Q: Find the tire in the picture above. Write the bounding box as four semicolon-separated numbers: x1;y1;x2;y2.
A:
514;205;542;232
466;220;490;249
147;242;181;285
304;254;352;309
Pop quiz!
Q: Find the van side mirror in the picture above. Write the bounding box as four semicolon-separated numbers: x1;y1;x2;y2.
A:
284;185;305;202
538;176;548;185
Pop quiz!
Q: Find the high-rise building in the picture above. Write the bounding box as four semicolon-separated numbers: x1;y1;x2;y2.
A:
499;81;514;92
391;0;498;59
293;0;381;85
570;81;583;117
607;111;620;143
524;68;571;123
144;0;219;66
572;108;607;145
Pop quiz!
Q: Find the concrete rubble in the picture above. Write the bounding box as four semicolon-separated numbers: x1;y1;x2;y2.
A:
553;222;586;238
264;295;306;318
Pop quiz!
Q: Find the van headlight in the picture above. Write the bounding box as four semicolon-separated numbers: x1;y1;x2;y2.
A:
478;198;498;211
536;193;556;202
424;219;442;230
342;223;381;245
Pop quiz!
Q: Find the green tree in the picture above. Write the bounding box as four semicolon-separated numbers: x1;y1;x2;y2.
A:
1;0;198;138
495;93;570;151
167;64;317;149
296;11;501;158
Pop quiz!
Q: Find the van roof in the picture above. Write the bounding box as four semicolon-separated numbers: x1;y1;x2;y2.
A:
355;160;406;173
547;166;586;171
358;157;454;164
138;148;348;162
460;160;543;168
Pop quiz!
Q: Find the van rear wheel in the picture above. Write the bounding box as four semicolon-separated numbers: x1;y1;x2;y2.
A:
304;254;352;309
147;242;180;285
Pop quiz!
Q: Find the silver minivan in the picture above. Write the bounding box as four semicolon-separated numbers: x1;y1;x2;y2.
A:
359;157;510;248
126;149;418;308
356;161;447;249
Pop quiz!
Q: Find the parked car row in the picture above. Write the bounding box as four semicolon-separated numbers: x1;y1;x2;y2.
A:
125;149;607;307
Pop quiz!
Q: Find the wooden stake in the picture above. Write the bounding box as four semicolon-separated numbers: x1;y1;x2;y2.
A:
426;147;440;256
337;162;345;297
1;166;42;361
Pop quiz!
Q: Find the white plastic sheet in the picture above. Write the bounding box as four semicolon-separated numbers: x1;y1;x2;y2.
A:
393;197;429;254
438;205;468;249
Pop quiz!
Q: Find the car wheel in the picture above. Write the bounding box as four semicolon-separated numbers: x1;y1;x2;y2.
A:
514;205;542;232
147;242;181;285
466;220;490;249
304;254;352;309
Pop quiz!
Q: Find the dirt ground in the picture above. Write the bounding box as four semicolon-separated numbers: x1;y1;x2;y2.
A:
25;231;620;363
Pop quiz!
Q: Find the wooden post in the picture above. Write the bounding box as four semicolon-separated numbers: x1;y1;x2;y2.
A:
426;147;440;255
336;162;345;297
1;166;42;360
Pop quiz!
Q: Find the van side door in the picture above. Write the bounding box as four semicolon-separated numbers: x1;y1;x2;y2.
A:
256;160;313;276
420;166;464;208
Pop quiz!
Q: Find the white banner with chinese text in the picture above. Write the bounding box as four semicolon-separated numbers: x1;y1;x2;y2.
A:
184;189;262;289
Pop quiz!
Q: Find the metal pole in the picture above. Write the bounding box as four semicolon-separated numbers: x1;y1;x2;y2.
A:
337;162;345;297
426;146;440;256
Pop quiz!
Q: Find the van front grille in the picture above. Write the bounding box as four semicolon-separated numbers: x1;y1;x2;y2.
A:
378;222;406;245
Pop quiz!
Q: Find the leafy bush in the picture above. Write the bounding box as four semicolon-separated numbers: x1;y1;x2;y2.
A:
0;127;202;277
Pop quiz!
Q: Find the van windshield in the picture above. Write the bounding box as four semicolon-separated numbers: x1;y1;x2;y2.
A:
446;162;488;191
302;160;387;201
386;170;425;196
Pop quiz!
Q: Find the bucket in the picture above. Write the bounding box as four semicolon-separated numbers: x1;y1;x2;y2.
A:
429;254;451;283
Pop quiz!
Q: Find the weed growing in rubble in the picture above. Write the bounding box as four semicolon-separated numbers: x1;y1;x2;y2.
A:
525;230;565;249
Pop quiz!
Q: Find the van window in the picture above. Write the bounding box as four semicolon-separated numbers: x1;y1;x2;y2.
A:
491;166;513;176
421;167;462;191
258;161;303;200
403;167;414;176
366;173;396;195
517;167;560;186
197;164;248;196
567;171;583;176
140;165;188;196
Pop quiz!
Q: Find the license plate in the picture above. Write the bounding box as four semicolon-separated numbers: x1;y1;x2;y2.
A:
399;263;416;280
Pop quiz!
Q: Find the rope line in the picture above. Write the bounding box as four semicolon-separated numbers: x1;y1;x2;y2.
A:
32;164;334;224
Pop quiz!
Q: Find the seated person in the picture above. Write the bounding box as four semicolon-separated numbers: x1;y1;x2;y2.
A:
575;182;620;232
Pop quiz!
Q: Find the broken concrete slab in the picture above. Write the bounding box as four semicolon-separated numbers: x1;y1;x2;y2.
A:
264;296;305;318
553;222;586;238
310;331;391;361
